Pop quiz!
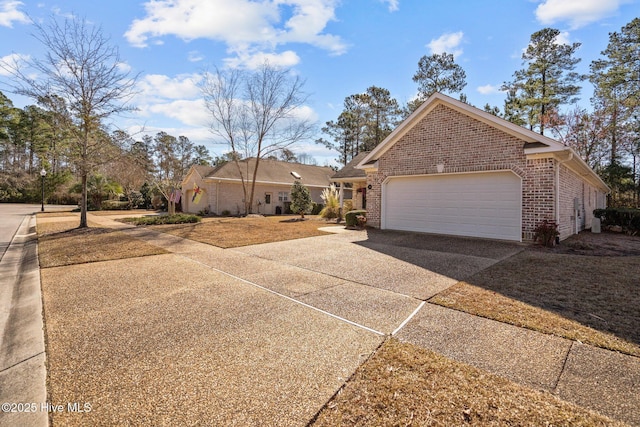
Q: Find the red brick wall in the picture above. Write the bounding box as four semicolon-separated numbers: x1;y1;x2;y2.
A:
366;104;558;240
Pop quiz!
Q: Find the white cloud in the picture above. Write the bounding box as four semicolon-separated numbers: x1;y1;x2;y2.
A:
0;0;29;27
223;50;301;69
535;0;625;29
125;0;345;68
0;52;29;76
427;31;464;58
477;84;503;95
188;50;204;62
137;73;203;102
148;99;210;127
381;0;399;12
554;31;572;45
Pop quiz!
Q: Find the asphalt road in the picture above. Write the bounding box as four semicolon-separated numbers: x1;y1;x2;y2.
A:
0;204;73;261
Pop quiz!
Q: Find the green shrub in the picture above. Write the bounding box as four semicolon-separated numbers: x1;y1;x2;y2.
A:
221;210;231;216
594;208;640;234
101;200;130;210
124;214;201;225
345;210;367;228
311;202;323;215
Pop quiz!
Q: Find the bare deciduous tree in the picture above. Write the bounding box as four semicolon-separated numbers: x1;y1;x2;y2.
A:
201;62;313;214
1;15;137;227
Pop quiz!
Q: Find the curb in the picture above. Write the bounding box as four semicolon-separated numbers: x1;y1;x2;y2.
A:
0;215;48;427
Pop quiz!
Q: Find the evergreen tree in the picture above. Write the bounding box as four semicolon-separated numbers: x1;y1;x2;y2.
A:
289;180;312;219
316;86;400;165
502;28;583;135
590;18;640;164
410;52;467;112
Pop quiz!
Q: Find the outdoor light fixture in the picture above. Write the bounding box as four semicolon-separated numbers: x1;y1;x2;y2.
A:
40;168;47;212
290;171;302;179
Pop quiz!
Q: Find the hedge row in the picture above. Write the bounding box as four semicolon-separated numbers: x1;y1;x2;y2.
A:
593;208;640;233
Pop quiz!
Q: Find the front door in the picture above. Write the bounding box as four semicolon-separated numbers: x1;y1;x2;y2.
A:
264;192;273;214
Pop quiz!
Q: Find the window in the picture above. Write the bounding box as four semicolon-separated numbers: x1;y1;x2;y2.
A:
265;193;271;204
278;192;289;202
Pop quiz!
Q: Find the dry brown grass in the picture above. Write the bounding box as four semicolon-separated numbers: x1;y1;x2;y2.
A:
147;215;334;248
37;219;167;268
312;339;622;426
430;250;640;357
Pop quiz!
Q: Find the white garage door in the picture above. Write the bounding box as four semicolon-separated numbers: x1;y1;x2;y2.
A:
383;171;522;241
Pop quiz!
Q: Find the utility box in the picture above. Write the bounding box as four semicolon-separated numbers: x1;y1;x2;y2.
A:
592;217;601;233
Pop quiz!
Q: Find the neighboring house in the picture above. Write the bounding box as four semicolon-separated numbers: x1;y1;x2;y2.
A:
181;158;335;215
339;93;608;242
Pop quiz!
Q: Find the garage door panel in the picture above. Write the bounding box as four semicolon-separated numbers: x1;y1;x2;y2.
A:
383;172;521;241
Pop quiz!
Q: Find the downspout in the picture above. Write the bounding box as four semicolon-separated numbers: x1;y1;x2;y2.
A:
216;180;220;214
556;151;573;234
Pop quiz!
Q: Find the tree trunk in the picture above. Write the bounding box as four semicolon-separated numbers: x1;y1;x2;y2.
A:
79;173;88;228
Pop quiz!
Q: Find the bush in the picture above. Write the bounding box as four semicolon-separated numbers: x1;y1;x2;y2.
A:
101;200;130;210
594;208;640;234
123;214;201;225
345;210;367;228
533;219;559;247
319;184;340;220
311;202;323;215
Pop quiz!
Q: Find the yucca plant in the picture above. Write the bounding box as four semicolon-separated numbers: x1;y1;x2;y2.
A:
319;184;340;220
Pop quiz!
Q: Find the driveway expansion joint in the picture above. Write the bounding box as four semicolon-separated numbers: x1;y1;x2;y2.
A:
552;340;575;393
0;351;45;374
178;254;387;337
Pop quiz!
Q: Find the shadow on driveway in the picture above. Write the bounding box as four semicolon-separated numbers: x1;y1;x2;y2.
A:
354;228;524;281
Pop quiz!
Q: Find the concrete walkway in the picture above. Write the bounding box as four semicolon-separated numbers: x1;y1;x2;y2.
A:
88;214;640;425
17;213;640;425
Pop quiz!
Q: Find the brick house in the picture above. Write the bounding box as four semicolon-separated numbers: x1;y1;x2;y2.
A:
347;93;609;242
181;158;334;215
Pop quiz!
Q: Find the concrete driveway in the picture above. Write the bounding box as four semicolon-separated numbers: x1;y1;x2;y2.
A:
37;216;640;426
36;215;524;426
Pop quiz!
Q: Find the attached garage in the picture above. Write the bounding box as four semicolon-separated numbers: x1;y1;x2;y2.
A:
382;171;522;241
347;93;609;242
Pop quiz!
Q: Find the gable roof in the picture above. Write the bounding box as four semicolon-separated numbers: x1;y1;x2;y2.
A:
331;152;369;181
202;157;334;188
193;165;216;179
357;92;609;192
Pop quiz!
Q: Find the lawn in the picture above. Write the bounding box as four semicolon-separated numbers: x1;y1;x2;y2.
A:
37;215;167;267
146;215;335;248
312;339;623;426
430;238;640;357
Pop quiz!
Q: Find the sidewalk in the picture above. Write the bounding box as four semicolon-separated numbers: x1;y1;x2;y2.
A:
87;213;640;425
0;215;48;427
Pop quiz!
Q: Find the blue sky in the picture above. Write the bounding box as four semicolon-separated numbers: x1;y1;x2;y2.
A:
1;0;638;166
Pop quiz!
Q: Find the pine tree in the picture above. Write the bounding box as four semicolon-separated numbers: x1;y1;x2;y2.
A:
502;28;583;135
411;52;467;112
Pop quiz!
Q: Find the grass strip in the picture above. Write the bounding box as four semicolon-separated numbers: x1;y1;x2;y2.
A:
312;339;623;426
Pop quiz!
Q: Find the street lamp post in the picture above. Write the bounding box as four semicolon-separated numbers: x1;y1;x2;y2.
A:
40;168;47;212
